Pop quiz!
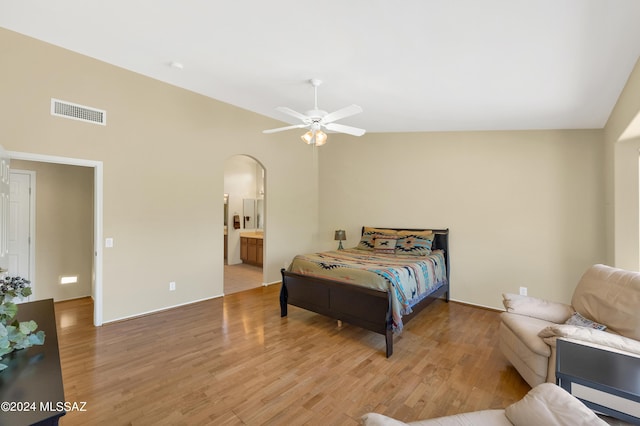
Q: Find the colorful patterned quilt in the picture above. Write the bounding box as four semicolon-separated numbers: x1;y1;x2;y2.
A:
287;248;447;332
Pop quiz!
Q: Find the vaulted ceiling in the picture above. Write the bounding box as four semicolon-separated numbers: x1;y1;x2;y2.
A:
2;0;640;133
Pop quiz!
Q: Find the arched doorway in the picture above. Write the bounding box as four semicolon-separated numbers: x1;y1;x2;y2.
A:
223;155;265;294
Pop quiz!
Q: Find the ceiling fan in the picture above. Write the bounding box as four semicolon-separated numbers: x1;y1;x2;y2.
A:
263;79;366;146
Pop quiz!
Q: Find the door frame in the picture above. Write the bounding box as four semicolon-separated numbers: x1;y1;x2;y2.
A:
8;169;36;299
8;151;104;326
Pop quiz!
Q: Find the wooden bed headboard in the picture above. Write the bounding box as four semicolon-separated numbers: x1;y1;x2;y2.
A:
359;227;448;249
360;227;450;280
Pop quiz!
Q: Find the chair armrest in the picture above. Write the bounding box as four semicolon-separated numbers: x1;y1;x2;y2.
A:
361;413;409;426
502;293;574;323
539;324;640;357
505;383;608;426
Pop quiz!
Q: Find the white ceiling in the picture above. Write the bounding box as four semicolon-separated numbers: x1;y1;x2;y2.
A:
2;0;640;133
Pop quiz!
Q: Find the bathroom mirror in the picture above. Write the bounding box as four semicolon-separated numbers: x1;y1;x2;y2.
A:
224;193;229;226
243;198;256;229
256;199;264;230
243;198;264;230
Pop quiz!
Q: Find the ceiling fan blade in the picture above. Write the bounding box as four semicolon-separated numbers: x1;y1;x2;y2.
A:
276;106;310;122
321;104;363;124
324;122;366;137
262;123;308;134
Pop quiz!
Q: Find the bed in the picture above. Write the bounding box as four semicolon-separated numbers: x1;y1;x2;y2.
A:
280;227;449;357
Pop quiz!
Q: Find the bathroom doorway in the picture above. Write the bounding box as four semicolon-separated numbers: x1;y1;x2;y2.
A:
223;155;265;294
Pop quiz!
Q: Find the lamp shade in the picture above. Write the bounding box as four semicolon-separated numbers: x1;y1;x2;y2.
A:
301;131;314;144
301;130;328;146
314;130;327;146
334;230;346;241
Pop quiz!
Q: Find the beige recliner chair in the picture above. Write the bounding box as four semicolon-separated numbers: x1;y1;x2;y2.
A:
499;264;640;387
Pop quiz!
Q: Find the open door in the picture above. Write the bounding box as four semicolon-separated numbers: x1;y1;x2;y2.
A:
7;170;35;303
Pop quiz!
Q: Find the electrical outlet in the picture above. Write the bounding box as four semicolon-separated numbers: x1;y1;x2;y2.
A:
169;281;176;291
519;286;527;296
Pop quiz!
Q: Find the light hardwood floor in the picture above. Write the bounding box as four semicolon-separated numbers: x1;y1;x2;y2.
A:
54;287;531;425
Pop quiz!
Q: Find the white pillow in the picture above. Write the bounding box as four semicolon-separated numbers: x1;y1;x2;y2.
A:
505;383;607;426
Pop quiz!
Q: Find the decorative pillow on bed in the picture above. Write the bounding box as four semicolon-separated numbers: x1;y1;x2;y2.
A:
357;227;398;251
395;230;434;256
565;312;607;331
374;235;397;254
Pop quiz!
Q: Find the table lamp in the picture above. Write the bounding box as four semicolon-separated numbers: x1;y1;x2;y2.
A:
334;230;346;250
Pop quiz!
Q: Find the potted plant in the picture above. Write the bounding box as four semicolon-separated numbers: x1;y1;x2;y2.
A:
0;276;45;371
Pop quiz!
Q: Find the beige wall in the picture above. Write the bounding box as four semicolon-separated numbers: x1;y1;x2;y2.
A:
0;28;320;322
319;130;605;308
604;58;640;271
11;160;94;301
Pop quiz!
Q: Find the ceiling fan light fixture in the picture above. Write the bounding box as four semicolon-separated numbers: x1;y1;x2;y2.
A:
315;130;327;146
301;130;327;146
264;79;365;144
301;130;314;144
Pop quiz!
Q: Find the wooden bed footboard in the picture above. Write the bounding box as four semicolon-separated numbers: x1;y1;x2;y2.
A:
280;228;450;357
280;269;395;356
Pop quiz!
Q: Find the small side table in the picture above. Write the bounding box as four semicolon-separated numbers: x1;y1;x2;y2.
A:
556;338;640;424
0;299;66;426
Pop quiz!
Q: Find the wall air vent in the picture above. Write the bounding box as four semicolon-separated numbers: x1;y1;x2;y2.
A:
51;98;106;125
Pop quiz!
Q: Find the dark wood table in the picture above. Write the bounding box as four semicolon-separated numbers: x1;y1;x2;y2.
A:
556;338;640;424
0;299;65;426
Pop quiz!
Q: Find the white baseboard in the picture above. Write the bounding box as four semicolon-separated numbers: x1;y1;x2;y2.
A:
103;293;224;324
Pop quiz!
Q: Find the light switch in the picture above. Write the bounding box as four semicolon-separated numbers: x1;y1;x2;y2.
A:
105;238;114;248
